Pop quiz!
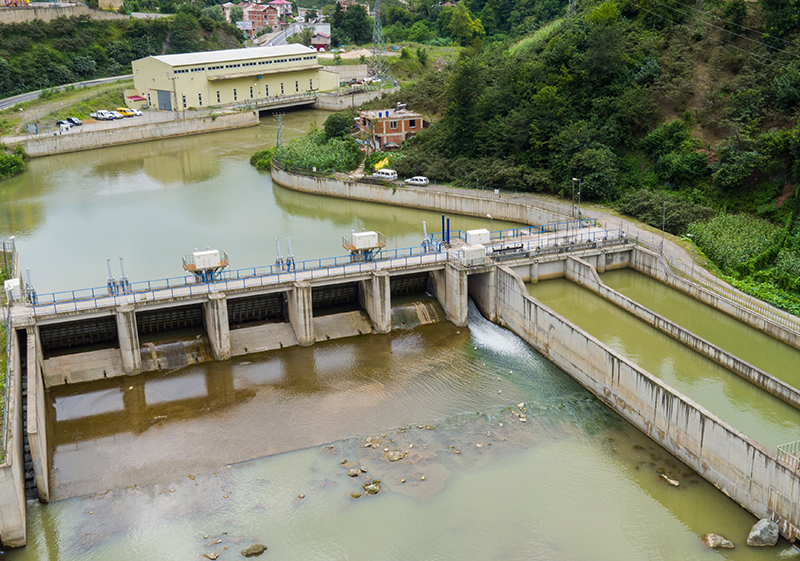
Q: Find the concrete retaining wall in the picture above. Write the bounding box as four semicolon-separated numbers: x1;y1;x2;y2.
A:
565;255;800;411
631;247;800;351
26;329;49;503
0;328;27;547
23;111;259;157
313;88;398;111
0;6;128;23
271;165;565;226
492;264;800;542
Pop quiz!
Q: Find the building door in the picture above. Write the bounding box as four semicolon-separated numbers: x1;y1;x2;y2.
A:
156;90;172;111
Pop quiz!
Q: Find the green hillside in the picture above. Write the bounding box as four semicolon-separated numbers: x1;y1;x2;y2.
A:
0;11;243;98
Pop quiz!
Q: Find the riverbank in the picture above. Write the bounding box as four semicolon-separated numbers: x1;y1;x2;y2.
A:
13;111;259;157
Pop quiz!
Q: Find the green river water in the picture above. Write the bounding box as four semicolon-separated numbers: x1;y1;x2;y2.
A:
602;269;800;389
0;111;796;559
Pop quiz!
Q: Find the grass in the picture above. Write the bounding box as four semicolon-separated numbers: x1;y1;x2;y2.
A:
0;81;133;135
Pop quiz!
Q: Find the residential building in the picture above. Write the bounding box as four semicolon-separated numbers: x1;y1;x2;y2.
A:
356;105;427;149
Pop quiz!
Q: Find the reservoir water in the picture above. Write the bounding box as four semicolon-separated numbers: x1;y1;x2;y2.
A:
0;110;516;295
602;269;800;389
1;112;796;558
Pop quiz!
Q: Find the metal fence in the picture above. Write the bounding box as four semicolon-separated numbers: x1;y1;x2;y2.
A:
29;243;449;315
635;238;800;334
429;219;597;244
777;440;800;471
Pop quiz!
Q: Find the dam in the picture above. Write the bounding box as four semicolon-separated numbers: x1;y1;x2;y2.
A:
4;226;800;549
2;113;800;557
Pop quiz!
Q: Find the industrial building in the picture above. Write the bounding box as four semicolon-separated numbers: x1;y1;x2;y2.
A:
131;45;339;112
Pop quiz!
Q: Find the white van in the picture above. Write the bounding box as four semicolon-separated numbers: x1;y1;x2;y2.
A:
372;169;398;180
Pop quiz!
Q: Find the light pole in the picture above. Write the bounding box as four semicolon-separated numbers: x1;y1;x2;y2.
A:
572;177;582;220
487;213;493;237
687;233;696;281
660;202;666;255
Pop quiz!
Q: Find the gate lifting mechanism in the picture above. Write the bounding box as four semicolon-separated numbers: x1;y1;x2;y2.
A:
182;247;229;283
275;237;295;272
106;257;132;295
342;229;386;262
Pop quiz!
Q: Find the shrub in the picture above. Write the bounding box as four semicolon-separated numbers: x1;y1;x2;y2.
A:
687;213;782;275
0;152;25;179
617;189;716;235
275;130;363;173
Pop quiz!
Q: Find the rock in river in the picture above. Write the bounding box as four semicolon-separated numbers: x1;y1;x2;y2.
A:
747;519;779;547
386;449;407;462
362;480;381;495
241;543;268;557
701;534;734;549
348;468;361;477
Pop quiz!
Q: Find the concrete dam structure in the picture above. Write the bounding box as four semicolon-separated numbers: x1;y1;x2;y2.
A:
3;221;800;546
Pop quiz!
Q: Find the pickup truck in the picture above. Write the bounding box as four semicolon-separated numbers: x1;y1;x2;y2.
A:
90;110;113;121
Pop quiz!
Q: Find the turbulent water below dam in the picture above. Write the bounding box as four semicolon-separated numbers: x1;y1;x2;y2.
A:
2;110;797;559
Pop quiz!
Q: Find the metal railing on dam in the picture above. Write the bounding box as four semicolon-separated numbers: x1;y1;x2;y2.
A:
27;244;452;316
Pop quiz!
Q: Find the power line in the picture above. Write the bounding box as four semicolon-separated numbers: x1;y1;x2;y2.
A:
648;0;800;59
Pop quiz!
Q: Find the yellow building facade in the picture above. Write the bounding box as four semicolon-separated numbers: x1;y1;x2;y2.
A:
131;45;339;111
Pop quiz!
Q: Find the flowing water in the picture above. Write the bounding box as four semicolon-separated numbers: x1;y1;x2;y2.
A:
602;269;800;389
9;304;794;560
1;111;797;558
527;278;800;451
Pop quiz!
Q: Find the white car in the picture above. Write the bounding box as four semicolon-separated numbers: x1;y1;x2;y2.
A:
108;111;124;119
404;176;429;186
132;109;143;116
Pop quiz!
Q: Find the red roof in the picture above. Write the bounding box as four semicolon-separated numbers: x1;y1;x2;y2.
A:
126;95;146;101
267;0;291;4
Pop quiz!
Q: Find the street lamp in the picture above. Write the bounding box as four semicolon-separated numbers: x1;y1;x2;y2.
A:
687;233;696;281
487;213;493;237
572;177;582;220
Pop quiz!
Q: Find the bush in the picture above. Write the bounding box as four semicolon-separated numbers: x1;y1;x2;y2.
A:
617;189;716;235
323;111;356;141
275;130;363;173
0;152;25;179
687;213;782;275
249;147;276;170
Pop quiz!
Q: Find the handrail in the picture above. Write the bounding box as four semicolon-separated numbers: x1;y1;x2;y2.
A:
634;238;800;334
30;244;452;316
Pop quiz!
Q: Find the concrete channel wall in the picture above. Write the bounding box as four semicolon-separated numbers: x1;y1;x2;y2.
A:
564;255;800;412
26;330;49;503
23;112;259;157
631;247;800;351
313;88;397;111
271;165;565;226
492;265;800;542
0;328;27;548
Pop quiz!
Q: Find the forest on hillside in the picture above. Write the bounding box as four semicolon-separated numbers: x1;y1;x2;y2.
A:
350;0;800;311
0;11;243;98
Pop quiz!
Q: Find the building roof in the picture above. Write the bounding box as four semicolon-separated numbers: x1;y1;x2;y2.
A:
148;45;315;67
267;0;291;4
359;108;423;120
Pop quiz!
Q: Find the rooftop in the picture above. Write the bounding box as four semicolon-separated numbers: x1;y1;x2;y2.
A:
147;45;315;67
359;108;423;119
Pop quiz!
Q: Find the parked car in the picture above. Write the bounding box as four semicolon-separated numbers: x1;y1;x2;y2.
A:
108;111;124;119
55;120;71;128
131;109;143;116
372;169;398;180
405;176;430;186
115;107;135;117
66;117;82;126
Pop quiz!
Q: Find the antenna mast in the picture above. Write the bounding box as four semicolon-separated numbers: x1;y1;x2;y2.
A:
369;0;390;82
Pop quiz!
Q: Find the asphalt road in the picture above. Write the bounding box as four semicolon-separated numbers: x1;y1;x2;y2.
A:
0;75;134;111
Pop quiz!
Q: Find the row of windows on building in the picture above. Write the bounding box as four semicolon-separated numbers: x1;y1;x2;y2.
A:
179;79;314;108
173;56;316;75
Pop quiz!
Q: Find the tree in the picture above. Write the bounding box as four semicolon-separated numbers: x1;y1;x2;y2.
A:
408;21;433;43
447;1;484;46
202;5;224;21
229;5;243;22
324;111;356;140
305;9;318;21
340;3;372;44
417;46;429;66
288;26;313;46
